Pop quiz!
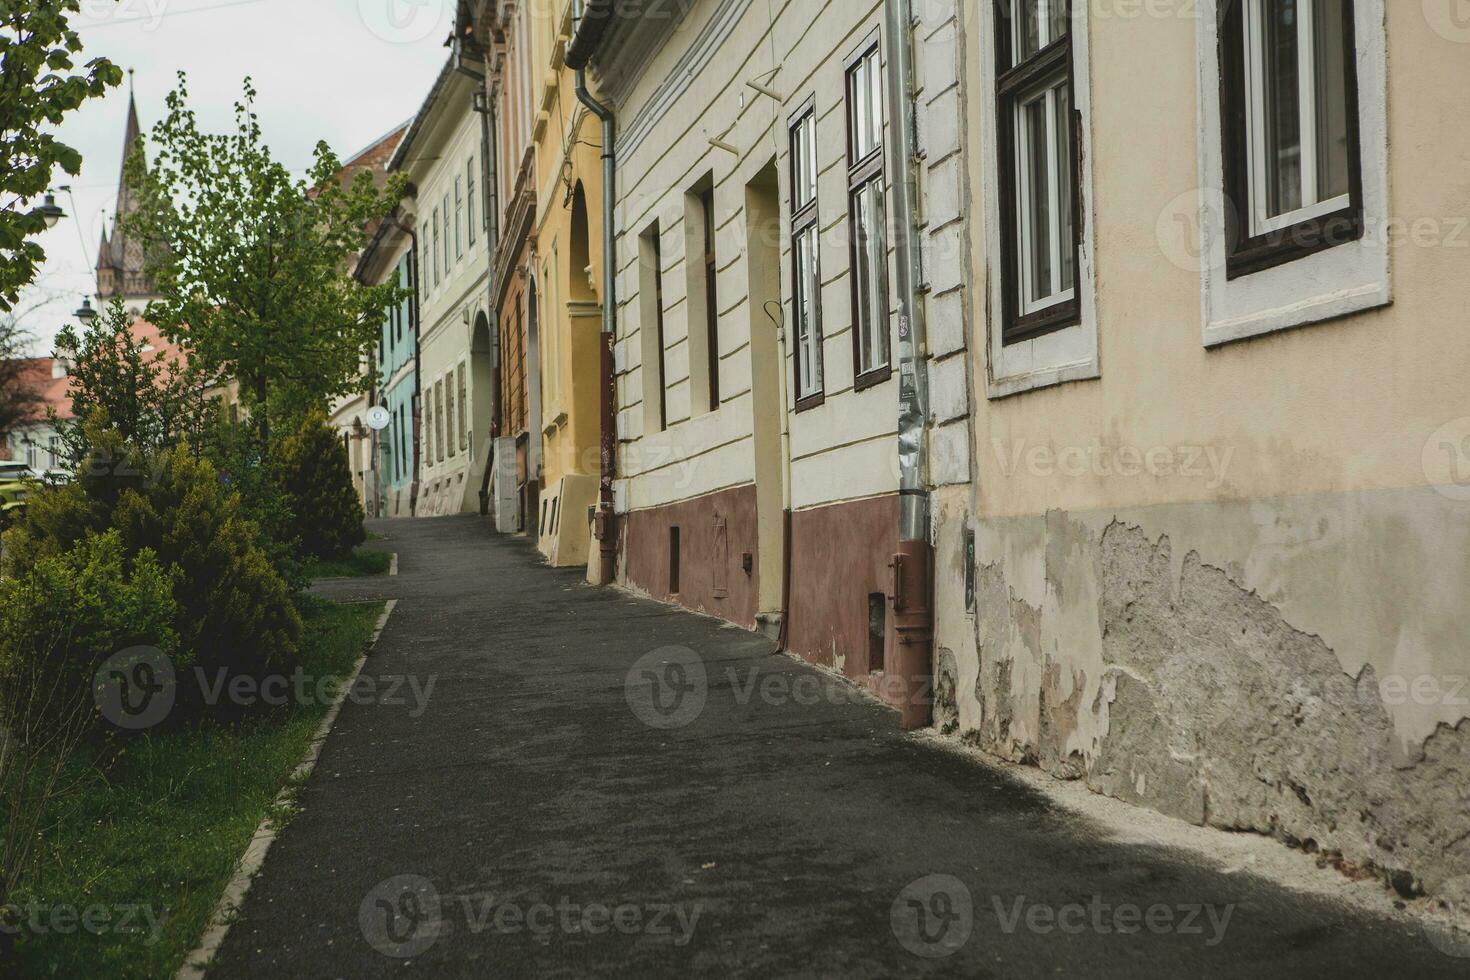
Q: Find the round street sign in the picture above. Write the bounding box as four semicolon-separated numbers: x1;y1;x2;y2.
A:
366;406;391;431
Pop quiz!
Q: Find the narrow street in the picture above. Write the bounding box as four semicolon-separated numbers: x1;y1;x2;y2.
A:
205;516;1459;978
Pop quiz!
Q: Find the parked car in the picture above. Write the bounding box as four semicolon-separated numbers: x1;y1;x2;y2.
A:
0;461;37;482
0;477;31;531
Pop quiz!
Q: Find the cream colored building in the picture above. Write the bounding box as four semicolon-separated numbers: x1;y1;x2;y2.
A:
926;0;1470;900
573;0;972;713
391;59;497;518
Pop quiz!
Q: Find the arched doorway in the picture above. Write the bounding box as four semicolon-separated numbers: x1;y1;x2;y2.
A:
471;311;497;516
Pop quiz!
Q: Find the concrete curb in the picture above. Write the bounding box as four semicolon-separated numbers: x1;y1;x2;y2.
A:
174;599;399;980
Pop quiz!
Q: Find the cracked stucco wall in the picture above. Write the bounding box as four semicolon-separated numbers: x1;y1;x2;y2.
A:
933;487;1470;895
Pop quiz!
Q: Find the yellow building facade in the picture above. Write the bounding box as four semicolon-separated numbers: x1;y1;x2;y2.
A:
522;1;607;568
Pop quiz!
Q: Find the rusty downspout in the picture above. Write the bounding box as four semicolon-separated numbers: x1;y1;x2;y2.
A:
884;0;933;730
570;0;619;586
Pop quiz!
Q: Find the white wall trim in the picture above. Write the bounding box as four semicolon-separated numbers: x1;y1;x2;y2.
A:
979;1;1101;399
1195;0;1391;347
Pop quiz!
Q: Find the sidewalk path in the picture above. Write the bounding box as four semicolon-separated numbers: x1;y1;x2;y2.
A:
207;515;1463;978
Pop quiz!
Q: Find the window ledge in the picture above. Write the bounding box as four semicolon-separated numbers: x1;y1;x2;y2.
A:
853;365;892;392
794;391;826;413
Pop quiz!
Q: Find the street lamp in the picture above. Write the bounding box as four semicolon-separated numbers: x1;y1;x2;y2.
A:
35;192;66;229
74;297;98;323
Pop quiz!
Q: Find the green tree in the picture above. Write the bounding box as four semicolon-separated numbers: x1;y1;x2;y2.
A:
0;1;121;310
272;410;365;560
54;299;208;465
123;74;407;450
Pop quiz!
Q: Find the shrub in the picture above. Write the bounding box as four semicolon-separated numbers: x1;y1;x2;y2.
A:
3;441;303;723
272;411;365;561
201;415;307;593
0;530;179;728
112;447;303;701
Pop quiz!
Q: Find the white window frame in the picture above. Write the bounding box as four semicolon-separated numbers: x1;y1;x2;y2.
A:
454;175;464;259
794;224;823;399
1243;0;1352;237
467;157;477;247
1195;0;1388;346
1014;76;1075;317
979;0;1099;398
790;106;824;403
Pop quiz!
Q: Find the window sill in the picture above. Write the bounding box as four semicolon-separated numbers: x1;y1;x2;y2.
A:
1002;299;1080;347
1226;208;1364;281
853;365;892;392
794;391;826;413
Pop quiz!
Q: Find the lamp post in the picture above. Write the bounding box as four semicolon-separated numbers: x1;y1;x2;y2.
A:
74;297;98;323
35;193;66;229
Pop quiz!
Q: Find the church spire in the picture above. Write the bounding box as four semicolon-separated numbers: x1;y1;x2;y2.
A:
95;80;158;309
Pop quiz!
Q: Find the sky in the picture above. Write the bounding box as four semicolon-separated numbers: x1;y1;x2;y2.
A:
15;0;457;357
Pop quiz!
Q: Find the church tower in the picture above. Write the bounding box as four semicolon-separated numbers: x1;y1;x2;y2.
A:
95;85;161;315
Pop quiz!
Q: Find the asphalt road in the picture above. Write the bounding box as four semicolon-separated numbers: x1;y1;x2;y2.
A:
207;515;1465;978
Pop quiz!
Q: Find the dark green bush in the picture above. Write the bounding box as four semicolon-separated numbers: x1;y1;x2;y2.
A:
272;410;365;561
3;437;303;724
201;414;307;593
112;446;303;694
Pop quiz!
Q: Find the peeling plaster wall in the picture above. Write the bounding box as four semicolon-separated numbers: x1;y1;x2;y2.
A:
948;489;1470;894
940;0;1470;899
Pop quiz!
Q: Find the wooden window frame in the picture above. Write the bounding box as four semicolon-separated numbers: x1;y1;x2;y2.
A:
788;97;825;412
700;185;721;410
466;158;477;247
457;361;468;452
1218;0;1364;281
651;226;669;431
845;30;892;391
994;0;1081;346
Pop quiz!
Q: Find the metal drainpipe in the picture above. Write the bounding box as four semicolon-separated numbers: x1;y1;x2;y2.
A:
406;220;424;517
572;22;619;587
455;39;505;517
884;0;933;731
474;81;503;515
